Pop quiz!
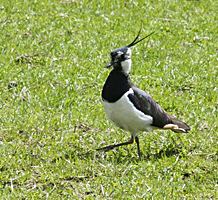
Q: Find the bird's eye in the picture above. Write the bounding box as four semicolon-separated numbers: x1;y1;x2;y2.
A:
115;53;121;59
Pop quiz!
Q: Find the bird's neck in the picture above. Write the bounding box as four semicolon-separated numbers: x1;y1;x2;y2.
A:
102;69;133;102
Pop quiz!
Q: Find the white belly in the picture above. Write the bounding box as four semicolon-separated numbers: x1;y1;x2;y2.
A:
102;89;155;136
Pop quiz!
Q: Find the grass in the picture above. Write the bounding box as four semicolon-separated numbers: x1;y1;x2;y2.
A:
0;0;218;198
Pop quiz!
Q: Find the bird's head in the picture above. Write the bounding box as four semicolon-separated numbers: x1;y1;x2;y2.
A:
105;29;155;75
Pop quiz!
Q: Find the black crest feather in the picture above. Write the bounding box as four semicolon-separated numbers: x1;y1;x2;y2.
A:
127;28;155;47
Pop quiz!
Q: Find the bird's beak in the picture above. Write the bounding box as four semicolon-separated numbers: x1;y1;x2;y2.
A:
104;60;115;68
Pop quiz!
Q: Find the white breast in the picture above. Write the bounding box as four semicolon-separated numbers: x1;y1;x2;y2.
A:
102;88;155;137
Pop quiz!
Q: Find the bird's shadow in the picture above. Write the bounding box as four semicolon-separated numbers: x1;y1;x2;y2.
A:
144;144;184;160
51;142;184;165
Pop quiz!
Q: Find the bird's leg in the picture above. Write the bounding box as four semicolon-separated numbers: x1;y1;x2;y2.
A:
96;136;134;152
135;136;141;158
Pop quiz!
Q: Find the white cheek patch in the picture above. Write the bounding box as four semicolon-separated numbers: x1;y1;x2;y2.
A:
120;48;132;74
126;48;132;57
121;59;131;74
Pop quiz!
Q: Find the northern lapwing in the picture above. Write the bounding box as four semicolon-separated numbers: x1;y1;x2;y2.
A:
97;29;190;157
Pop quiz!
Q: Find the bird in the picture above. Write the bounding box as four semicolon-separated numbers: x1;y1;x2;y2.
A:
97;29;190;158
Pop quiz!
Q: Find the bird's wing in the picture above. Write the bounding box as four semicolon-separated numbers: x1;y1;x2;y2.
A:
128;86;190;132
128;86;171;128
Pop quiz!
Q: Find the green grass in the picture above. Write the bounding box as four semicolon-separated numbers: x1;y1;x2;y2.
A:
0;0;218;198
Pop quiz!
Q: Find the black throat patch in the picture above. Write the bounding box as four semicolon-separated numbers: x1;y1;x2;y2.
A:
102;68;133;103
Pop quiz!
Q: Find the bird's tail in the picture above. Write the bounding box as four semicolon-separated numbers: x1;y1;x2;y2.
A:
163;114;190;133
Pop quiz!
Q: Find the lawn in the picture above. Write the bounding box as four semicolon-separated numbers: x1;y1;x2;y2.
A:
0;0;218;199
